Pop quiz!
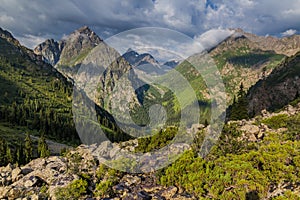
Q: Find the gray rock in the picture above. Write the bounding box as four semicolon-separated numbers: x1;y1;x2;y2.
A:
138;190;151;200
11;167;22;182
161;186;177;199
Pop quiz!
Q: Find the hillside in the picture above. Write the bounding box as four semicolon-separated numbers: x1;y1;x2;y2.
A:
0;27;132;156
0;102;299;199
247;51;300;116
0;27;79;146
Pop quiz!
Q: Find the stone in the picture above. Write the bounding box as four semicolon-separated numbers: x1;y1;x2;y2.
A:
11;167;22;182
137;190;151;200
0;186;10;198
24;176;45;188
3;163;13;172
123;175;142;187
248;134;257;142
161;186;178;199
257;131;264;139
7;187;22;199
30;194;39;200
240;124;260;135
21;168;33;175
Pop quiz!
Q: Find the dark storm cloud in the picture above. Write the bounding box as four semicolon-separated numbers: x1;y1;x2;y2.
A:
0;0;300;48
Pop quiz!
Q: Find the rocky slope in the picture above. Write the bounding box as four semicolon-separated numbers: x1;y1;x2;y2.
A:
1;102;300;199
233;28;300;56
34;39;64;66
209;31;286;102
246;51;300;116
34;26;102;68
34;27;144;121
0;145;195;200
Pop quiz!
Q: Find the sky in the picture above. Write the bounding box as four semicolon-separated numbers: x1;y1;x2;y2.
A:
0;0;300;49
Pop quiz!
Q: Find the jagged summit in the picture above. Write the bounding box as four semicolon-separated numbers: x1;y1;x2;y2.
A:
69;26;102;41
34;26;103;67
77;25;92;33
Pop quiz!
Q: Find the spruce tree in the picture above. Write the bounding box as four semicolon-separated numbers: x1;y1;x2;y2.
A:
38;133;50;158
0;137;7;166
230;83;249;120
6;146;13;164
24;132;33;163
16;142;25;165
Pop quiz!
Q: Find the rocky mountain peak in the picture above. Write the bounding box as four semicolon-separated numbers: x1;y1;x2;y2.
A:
67;26;103;44
76;25;93;34
34;38;63;66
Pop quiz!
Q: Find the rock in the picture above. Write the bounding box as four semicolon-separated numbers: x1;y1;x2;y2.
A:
138;190;151;200
30;194;39;200
257;131;264;139
24;176;46;188
11;167;22;182
143;186;162;193
113;183;130;194
123;175;141;186
3;163;13;172
7;187;22;199
152;195;166;200
0;186;10;198
21;168;33;175
161;186;178;199
248;134;257;142
240;124;260;135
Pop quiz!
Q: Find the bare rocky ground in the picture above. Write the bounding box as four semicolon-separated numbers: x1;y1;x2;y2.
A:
0;145;195;200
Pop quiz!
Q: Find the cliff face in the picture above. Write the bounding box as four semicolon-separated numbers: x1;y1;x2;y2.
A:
247;52;300;115
34;39;64;66
209;33;286;103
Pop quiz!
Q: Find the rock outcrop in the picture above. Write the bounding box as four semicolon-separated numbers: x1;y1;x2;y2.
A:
0;144;196;199
247;52;300;115
34;39;64;66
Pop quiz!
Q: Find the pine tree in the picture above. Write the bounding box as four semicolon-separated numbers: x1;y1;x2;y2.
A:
6;146;13;164
16;142;25;165
24;132;33;163
0;137;8;166
230;83;249;120
38;133;50;158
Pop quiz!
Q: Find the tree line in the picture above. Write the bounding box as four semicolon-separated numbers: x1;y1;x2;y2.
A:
0;132;50;167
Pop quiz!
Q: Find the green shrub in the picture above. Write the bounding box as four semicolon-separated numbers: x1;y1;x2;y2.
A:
55;179;88;200
94;179;115;197
262;114;289;129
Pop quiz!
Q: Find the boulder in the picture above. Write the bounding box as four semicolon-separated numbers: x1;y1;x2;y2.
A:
161;186;178;199
11;167;22;182
240;124;260;135
138;190;152;200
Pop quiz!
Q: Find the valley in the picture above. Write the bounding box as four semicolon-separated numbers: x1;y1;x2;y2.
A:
0;26;299;199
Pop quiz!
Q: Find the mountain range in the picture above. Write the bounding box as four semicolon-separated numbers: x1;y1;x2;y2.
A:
1;26;300;199
20;26;300;124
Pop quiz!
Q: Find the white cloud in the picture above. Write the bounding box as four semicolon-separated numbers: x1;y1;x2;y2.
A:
17;34;48;49
1;0;300;49
281;29;297;37
194;28;234;50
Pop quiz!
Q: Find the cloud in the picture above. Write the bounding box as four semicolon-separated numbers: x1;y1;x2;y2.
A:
0;0;300;49
194;28;234;50
17;34;48;49
281;29;297;37
105;27;233;63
